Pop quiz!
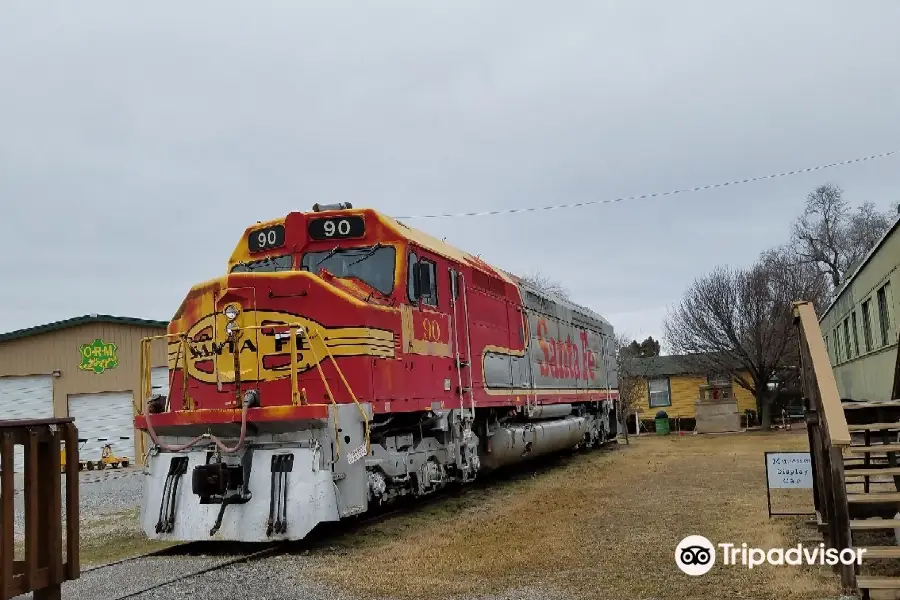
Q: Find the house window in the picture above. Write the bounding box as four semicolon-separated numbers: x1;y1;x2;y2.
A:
648;378;671;408
862;299;874;352
833;328;841;363
877;283;892;347
707;373;731;386
843;318;853;359
825;333;832;363
851;311;860;356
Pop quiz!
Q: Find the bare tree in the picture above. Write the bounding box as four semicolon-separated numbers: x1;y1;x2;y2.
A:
664;248;827;429
792;184;893;291
519;271;571;300
615;333;654;442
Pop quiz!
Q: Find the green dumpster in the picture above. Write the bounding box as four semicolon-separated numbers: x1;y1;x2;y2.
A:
655;410;670;435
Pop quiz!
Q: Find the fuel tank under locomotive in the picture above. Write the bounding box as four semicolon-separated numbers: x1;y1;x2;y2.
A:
480;415;590;471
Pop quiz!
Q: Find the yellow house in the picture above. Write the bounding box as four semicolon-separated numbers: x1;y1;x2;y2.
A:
621;354;758;421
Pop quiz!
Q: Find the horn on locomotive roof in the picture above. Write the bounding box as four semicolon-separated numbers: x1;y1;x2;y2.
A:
311;202;353;212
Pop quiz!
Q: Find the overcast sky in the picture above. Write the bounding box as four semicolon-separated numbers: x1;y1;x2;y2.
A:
2;2;899;349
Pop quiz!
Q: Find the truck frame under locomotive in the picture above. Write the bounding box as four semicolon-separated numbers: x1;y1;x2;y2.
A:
137;203;619;541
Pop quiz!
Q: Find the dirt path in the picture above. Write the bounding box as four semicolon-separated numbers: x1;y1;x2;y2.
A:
307;430;843;600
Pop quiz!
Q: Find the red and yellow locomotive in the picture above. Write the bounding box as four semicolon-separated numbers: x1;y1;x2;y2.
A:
137;203;618;541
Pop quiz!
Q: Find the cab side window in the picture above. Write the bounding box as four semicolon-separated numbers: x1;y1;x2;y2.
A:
419;259;438;306
407;252;419;303
408;251;438;306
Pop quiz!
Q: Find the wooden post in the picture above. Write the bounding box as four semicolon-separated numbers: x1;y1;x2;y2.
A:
24;430;39;591
39;427;63;598
64;424;80;580
1;433;14;600
818;433;838;549
0;418;78;600
829;445;856;591
806;410;823;517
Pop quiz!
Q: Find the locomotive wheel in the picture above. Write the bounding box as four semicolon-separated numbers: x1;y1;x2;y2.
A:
122;460;130;468
98;462;106;470
86;461;94;470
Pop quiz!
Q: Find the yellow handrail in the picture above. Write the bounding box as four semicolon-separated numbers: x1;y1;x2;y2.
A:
304;331;343;460
139;332;189;414
316;334;371;455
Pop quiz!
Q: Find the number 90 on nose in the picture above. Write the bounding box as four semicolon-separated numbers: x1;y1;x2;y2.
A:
248;224;286;253
308;216;366;240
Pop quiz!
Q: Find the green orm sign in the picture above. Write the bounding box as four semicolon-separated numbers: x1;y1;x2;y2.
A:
79;339;119;374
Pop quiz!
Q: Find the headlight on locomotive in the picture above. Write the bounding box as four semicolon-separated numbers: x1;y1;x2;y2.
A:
223;304;240;321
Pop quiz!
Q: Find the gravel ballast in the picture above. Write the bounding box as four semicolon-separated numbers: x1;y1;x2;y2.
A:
13;467;144;540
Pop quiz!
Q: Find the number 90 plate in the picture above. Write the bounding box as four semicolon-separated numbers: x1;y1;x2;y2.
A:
308;216;365;240
248;224;286;253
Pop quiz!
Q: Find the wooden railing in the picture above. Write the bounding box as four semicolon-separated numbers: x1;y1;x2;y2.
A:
0;418;80;600
793;301;854;590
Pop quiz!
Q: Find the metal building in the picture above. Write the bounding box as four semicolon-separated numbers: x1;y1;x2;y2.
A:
0;314;168;471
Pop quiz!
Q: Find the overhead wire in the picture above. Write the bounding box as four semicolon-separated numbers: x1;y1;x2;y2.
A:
394;149;900;220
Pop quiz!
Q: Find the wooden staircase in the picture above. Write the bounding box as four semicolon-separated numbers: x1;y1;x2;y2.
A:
794;301;900;599
840;402;900;599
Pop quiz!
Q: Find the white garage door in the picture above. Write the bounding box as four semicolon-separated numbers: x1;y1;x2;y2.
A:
68;392;135;464
0;375;55;472
151;367;170;398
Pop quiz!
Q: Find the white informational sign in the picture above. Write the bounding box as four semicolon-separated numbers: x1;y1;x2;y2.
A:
766;452;813;489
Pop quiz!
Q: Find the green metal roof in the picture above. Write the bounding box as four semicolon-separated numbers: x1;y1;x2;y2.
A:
621;352;742;378
0;314;168;344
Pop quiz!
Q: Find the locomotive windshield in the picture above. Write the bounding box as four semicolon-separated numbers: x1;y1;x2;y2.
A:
230;254;293;273
301;244;396;294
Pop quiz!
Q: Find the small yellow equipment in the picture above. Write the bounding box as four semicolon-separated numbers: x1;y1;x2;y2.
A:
97;443;130;469
60;438;132;472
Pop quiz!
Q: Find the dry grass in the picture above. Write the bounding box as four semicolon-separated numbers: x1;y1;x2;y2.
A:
307;429;843;600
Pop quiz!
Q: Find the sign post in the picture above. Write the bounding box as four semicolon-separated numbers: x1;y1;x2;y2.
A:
765;451;814;517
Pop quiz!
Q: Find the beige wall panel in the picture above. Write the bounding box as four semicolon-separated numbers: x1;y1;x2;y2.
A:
0;322;167;464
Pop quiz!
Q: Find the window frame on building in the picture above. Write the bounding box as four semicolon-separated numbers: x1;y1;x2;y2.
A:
648;377;672;408
862;299;874;352
843;317;853;359
877;282;893;347
833;327;842;363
